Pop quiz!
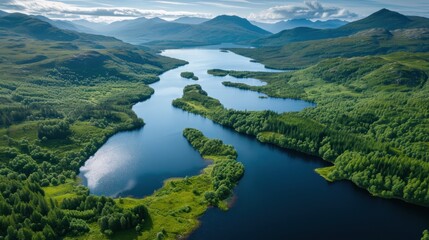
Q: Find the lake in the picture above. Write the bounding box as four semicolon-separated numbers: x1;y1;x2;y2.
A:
80;48;429;240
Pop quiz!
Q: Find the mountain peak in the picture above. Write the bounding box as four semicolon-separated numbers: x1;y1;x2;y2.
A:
203;15;270;35
207;15;248;24
339;8;412;32
173;17;208;25
148;17;166;23
371;8;409;19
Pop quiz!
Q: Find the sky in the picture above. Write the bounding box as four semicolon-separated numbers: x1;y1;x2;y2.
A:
0;0;428;23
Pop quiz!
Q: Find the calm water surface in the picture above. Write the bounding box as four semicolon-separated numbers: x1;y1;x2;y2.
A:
80;49;429;240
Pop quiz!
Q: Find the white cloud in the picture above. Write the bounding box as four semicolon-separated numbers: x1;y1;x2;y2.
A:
197;1;250;9
249;1;358;22
154;1;196;6
0;0;212;22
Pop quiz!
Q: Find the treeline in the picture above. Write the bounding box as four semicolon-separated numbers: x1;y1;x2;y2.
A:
329;151;429;203
61;192;146;236
183;128;244;205
38;120;71;140
0;176;78;239
0;174;147;239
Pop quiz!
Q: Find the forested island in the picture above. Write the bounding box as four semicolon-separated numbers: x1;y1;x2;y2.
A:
181;72;199;80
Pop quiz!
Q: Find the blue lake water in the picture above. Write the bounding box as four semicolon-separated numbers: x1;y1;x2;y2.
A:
79;48;429;240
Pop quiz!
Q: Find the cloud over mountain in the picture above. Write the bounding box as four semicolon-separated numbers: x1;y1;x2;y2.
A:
249;1;358;22
0;0;212;22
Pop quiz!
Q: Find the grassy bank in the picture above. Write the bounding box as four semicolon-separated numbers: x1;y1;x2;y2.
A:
44;128;243;239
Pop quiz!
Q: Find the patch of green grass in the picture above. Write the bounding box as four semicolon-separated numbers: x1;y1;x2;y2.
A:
315;166;336;182
43;180;79;205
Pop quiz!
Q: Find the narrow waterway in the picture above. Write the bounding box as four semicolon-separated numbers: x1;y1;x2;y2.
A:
80;48;429;240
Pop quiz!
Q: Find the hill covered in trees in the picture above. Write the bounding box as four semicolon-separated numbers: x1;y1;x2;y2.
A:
231;28;429;69
173;51;429;207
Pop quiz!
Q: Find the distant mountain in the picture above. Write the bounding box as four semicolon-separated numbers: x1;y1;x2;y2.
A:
98;15;270;47
173;17;209;25
201;15;269;35
101;17;191;44
33;15;94;34
252;19;348;33
254;8;429;46
72;19;108;32
0;13;80;41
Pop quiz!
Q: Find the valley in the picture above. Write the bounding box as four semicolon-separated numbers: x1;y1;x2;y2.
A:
0;4;428;240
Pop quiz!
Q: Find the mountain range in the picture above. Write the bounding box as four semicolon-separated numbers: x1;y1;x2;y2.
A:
1;8;428;52
253;9;429;47
252;19;348;33
97;15;271;47
33;15;94;34
173;17;209;25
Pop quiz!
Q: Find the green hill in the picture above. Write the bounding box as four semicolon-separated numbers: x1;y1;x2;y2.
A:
0;13;80;41
232;28;429;69
0;13;184;83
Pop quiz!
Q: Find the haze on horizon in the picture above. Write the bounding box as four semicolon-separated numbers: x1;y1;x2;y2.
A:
0;0;428;23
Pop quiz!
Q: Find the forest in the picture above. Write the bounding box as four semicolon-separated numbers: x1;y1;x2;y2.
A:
0;13;187;239
173;51;429;208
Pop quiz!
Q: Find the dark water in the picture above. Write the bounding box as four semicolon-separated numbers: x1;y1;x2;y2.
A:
79;49;429;239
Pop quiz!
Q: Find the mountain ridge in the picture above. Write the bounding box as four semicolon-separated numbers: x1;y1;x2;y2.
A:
252;19;348;33
253;8;429;47
97;14;270;47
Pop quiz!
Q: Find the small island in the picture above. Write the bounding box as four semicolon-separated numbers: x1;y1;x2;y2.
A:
181;71;199;80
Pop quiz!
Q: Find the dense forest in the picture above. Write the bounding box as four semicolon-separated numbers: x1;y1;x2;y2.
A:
0;13;186;239
173;51;429;208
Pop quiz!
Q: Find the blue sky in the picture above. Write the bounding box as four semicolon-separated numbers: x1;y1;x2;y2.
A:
0;0;428;23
